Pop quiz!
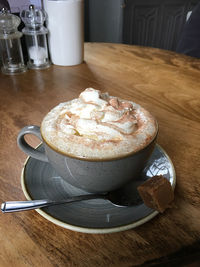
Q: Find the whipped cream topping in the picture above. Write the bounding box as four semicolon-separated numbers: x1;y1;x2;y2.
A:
41;88;157;159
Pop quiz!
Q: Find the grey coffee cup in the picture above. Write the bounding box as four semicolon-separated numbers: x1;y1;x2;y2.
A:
17;125;157;193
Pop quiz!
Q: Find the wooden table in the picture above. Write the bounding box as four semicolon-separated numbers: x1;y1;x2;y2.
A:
0;43;200;266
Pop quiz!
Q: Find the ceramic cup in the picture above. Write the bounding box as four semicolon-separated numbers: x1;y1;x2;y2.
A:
17;125;157;193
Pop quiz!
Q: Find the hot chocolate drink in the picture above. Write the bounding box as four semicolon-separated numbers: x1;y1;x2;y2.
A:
41;88;157;160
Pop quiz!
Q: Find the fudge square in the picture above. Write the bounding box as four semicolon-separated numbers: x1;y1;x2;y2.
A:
137;175;174;213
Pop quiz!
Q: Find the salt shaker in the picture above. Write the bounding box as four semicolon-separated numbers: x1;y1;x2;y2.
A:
21;5;50;69
0;8;26;74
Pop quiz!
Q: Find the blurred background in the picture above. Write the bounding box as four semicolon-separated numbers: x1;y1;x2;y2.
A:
1;0;200;52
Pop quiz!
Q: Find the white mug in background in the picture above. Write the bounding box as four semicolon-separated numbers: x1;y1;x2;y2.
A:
44;0;84;66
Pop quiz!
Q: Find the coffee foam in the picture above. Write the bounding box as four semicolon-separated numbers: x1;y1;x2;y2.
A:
41;88;157;159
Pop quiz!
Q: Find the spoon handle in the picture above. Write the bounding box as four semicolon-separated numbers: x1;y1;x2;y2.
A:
1;194;106;213
1;199;54;213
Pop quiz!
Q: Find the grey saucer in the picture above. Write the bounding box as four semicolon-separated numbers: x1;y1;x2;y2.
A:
21;144;176;234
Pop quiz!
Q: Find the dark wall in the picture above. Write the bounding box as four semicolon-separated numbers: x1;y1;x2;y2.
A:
84;0;124;43
85;0;200;51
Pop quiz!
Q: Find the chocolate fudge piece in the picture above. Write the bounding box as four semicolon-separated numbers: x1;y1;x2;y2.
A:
137;175;174;213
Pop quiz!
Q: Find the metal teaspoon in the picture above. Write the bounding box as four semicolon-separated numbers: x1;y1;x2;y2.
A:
1;184;142;213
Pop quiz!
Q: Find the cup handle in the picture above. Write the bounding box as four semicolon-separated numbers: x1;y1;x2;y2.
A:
17;125;48;162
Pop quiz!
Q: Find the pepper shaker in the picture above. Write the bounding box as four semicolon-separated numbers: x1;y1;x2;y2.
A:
0;8;26;74
21;5;50;69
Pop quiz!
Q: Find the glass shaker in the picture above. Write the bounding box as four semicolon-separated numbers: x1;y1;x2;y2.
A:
21;5;50;69
0;8;26;74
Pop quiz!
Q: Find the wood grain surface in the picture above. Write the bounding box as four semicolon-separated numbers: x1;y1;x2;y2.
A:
0;43;200;266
